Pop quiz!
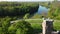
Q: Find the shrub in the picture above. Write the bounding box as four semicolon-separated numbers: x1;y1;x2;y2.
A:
23;13;30;19
8;20;33;34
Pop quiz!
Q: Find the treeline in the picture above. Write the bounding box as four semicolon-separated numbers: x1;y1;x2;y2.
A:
0;2;39;17
48;2;60;20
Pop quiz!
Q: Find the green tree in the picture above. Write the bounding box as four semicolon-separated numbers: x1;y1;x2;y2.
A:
8;20;33;34
1;17;11;34
23;13;30;19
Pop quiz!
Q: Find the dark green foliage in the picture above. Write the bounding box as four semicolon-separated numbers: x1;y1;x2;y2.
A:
0;17;34;34
0;2;39;17
0;17;11;34
23;13;30;19
48;2;60;20
0;27;2;34
8;20;33;34
48;6;60;19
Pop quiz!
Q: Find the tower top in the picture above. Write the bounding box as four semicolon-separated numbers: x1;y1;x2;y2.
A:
42;18;54;22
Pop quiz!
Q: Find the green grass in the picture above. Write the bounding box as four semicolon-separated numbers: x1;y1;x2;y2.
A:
25;19;42;33
25;19;60;31
17;19;60;31
31;23;42;29
53;20;60;30
30;23;42;33
25;19;43;23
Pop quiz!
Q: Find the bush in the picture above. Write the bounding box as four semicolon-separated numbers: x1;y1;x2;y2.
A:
23;13;30;19
0;16;11;34
8;20;33;34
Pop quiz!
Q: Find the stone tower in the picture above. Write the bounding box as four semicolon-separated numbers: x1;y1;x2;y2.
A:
42;18;54;34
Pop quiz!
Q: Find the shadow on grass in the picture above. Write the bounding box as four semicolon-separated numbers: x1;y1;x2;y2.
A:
32;28;42;34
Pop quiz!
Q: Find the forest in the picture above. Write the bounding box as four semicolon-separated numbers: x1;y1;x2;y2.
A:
0;2;39;18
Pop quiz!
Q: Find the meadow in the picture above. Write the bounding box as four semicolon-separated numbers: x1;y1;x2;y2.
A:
25;19;60;33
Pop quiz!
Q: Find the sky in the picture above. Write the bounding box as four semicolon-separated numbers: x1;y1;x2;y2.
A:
0;0;54;2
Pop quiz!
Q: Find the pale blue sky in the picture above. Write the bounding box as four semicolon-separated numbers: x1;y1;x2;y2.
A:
0;0;54;2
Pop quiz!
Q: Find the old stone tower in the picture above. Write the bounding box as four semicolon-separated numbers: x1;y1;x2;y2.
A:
42;18;53;34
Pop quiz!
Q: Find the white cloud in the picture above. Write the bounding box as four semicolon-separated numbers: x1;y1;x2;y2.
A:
0;0;54;2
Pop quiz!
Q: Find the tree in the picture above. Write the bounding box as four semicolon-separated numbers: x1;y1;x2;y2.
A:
23;13;30;19
8;20;33;34
1;17;11;34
